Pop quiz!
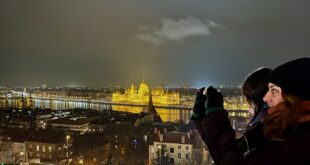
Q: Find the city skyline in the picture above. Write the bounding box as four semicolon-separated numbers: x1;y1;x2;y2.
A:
1;0;309;87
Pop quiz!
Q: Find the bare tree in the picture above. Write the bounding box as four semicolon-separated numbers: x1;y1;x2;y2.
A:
152;145;170;165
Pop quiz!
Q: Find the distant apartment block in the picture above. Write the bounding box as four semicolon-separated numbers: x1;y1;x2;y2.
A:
25;130;66;164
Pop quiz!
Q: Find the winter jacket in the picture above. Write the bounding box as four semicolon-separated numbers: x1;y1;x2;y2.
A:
195;108;310;165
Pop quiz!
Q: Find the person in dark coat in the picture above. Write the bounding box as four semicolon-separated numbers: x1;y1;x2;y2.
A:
192;58;310;165
192;68;272;158
239;68;272;156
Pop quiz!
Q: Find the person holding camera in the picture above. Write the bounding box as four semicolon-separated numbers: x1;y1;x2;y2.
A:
192;58;310;165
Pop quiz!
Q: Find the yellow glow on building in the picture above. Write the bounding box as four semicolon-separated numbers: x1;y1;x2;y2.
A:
112;80;180;105
112;105;190;122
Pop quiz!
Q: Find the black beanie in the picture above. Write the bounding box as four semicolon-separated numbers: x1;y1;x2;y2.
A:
270;58;310;100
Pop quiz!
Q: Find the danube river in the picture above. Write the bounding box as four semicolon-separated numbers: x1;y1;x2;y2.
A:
0;98;191;122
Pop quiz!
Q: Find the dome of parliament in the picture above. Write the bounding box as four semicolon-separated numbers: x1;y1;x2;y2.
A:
138;80;149;96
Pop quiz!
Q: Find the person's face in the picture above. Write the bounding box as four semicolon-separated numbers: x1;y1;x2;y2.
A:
263;83;284;107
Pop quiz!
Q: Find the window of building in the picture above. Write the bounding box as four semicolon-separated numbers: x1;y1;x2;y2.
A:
186;154;190;159
186;146;189;150
29;144;32;149
36;145;40;152
170;158;174;164
42;145;45;152
49;155;52;159
48;146;52;152
170;148;174;153
178;145;181;149
178;153;181;159
36;153;40;157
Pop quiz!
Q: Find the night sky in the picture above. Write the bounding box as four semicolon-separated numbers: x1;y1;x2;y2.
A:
1;0;309;88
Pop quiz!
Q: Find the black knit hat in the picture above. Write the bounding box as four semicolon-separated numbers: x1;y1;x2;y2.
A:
270;58;310;100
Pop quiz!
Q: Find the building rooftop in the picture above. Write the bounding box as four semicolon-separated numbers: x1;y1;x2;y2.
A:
72;133;109;154
26;129;65;144
48;116;100;125
154;131;194;145
0;127;33;143
0;127;65;144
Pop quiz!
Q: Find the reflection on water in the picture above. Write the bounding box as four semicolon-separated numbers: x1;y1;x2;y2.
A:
0;99;110;111
112;105;190;122
0;99;191;122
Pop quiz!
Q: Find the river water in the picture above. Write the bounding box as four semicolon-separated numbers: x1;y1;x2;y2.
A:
0;98;191;122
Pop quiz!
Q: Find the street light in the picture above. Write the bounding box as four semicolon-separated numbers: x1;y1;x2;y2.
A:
66;135;70;165
79;159;84;165
19;151;24;163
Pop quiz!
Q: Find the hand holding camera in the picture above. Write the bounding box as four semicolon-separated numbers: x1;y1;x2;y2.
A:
206;86;224;108
191;86;224;120
193;87;207;116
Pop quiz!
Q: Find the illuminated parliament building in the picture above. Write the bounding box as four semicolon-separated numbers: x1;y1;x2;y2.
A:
112;79;180;105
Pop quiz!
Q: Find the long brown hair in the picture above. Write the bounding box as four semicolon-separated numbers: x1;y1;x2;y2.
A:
263;94;303;141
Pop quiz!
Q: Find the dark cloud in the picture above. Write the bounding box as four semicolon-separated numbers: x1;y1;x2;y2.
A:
0;0;309;87
136;16;224;44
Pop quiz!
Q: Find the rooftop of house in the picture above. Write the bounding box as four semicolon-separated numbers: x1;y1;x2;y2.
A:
47;116;100;125
26;129;65;144
0;127;33;143
72;133;109;154
153;131;194;145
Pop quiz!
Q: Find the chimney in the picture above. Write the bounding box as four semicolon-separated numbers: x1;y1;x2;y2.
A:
181;135;185;144
160;134;163;142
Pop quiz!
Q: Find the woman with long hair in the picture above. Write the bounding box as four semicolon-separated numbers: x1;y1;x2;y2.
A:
242;68;272;127
192;67;272;162
192;58;310;165
238;68;271;156
262;58;310;143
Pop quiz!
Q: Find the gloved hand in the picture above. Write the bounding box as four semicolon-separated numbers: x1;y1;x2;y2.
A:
191;87;207;120
206;86;224;108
